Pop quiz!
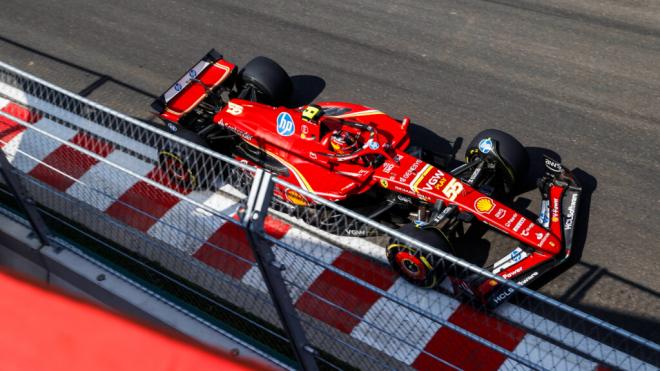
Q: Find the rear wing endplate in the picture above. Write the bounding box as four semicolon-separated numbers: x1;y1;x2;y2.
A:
151;49;235;123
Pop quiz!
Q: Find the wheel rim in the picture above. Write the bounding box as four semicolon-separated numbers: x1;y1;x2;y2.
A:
164;157;188;180
160;152;194;187
395;251;427;281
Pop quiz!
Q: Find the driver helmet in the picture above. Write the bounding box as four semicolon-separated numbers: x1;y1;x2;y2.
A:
330;130;359;155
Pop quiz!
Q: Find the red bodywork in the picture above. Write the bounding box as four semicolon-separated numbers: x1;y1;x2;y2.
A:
154;53;576;304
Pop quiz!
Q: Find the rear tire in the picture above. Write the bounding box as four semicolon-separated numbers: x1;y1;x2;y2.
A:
158;129;217;190
387;224;453;288
240;56;292;106
465;129;528;194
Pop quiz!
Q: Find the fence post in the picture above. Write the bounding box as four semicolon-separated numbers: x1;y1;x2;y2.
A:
243;169;319;371
0;149;51;245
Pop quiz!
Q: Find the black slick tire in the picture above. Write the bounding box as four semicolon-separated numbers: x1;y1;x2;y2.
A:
386;224;453;288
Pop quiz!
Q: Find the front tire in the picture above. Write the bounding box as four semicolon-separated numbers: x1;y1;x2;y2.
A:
387;224;453;288
465;129;529;194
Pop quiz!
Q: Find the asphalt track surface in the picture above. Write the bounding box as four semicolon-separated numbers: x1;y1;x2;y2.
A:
0;0;658;343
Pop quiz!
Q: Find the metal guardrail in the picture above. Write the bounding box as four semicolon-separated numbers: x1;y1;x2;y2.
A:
0;60;657;370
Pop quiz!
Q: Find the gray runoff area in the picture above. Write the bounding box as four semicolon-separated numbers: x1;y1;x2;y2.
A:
0;0;657;343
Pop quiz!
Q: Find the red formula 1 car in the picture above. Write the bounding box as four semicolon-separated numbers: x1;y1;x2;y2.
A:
151;50;582;308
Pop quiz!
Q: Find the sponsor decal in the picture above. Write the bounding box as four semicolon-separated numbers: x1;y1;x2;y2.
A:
164;60;220;102
478;137;493;154
544;157;562;173
535;232;544;240
551;197;560;223
538;199;550;227
276;112;295;136
564;193;578;231
309;152;317;160
227;102;243;115
369;141;380;150
511;249;524;262
441;178;464;201
420;169;446;192
382;162;395;174
397;195;413;204
517;272;538;285
341;182;356;191
285;188;308;206
549;241;556;248
538;232;550;247
493;247;528;274
474;197;495;214
492;287;514;305
218;119;252;140
521;223;533;237
380;179;388;188
505;213;518;228
394;185;414;195
495;209;506;219
344;229;369;237
301;125;309;134
513;217;526;232
399;159;423;182
503;267;522;279
166;122;178;132
468;166;481;183
302;105;321;121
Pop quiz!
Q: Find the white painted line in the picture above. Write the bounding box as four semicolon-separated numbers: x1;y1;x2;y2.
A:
499;334;597;370
2;132;27;163
67;151;154;211
148;191;240;254
0;81;157;160
242;227;343;301
495;304;654;370
10;117;77;173
351;278;461;364
0;96;10;108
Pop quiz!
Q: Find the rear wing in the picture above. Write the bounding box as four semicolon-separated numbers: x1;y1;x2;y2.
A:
151;49;236;123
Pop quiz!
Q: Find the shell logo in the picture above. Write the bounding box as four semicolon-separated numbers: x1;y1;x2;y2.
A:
474;197;495;214
285;189;309;206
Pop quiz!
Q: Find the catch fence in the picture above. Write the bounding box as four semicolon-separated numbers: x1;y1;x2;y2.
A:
0;60;657;370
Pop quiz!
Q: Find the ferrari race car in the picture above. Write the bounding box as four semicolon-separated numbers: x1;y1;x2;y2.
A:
151;49;582;308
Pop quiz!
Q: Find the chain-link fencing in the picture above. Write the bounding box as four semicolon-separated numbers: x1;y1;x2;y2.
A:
0;60;657;370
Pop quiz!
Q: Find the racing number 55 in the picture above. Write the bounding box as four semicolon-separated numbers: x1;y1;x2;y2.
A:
442;178;463;201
